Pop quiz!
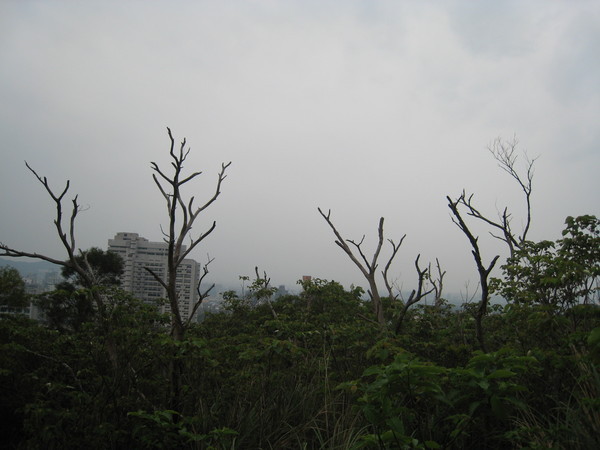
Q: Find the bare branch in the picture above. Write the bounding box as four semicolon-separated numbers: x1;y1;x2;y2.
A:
0;246;69;267
430;258;446;307
382;235;406;300
395;254;435;334
2;162;122;368
318;207;371;281
455;135;539;256
447;195;500;351
178;221;217;265
372;217;385;273
318;207;386;326
2;163;90;284
143;266;168;291
186;256;215;327
150;128;231;342
347;235;372;270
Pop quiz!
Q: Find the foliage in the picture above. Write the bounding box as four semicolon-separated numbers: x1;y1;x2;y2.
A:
341;347;538;449
33;248;126;330
34;282;95;331
1;215;599;448
0;265;30;308
61;247;124;287
494;215;599;311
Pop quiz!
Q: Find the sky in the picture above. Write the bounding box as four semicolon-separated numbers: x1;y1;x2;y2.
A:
1;0;599;297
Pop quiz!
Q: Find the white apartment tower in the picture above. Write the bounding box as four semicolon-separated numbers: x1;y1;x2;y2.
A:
108;232;201;321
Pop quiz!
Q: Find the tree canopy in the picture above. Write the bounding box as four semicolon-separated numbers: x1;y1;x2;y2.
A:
0;266;29;308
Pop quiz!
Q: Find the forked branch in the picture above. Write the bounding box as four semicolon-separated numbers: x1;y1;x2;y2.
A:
149;128;231;341
1;163;92;287
382;236;407;301
458;137;536;258
185;256;215;327
395;254;435;334
447;195;500;352
318;207;386;326
429;258;446;307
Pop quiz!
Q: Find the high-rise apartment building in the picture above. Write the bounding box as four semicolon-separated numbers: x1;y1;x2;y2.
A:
108;232;201;321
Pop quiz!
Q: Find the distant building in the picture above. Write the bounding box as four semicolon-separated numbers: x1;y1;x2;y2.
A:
108;232;201;322
274;285;288;298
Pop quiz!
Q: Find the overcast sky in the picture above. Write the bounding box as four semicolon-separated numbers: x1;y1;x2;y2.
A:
1;0;598;297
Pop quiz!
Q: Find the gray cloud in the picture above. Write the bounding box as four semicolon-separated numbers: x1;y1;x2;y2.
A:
1;1;598;296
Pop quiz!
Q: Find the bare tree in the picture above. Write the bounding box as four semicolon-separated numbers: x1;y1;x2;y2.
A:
249;266;278;319
446;136;536;351
0;163;119;365
318;208;391;326
457;136;536;258
447;194;500;352
145;127;231;341
382;236;407;301
394;255;435;334
318;208;435;330
143;128;230;413
2;165;89;284
428;258;446;307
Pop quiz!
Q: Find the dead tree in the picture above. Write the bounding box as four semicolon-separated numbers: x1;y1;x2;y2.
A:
457;136;536;258
429;258;446;307
393;254;435;334
318;208;392;326
382;236;407;301
250;266;278;319
446;137;536;351
447;194;500;352
145;127;231;341
0;163;119;366
145;128;230;413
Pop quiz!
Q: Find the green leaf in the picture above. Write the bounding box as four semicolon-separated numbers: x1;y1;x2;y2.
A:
490;395;508;420
487;369;516;379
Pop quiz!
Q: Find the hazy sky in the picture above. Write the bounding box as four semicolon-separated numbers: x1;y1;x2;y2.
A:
1;1;598;296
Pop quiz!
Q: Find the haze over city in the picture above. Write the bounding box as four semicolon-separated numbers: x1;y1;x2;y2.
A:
1;1;598;297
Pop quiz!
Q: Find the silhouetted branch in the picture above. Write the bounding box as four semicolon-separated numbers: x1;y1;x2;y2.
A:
448;195;500;352
149;127;231;341
395;254;435;334
457;137;536;258
430;258;446;307
186;256;215;327
382;236;406;301
318;207;386;326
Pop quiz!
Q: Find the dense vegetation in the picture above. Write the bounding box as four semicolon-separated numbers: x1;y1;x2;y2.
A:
1;215;598;449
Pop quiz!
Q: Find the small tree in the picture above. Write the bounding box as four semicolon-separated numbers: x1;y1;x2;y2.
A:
495;215;599;312
392;254;435;334
36;248;124;331
61;247;124;287
429;258;447;308
447;137;536;351
318;208;389;326
0;164;113;297
0;266;30;309
318;208;435;330
447;194;499;352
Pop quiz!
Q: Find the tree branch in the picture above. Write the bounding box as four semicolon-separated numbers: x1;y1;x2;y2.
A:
382;236;406;300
